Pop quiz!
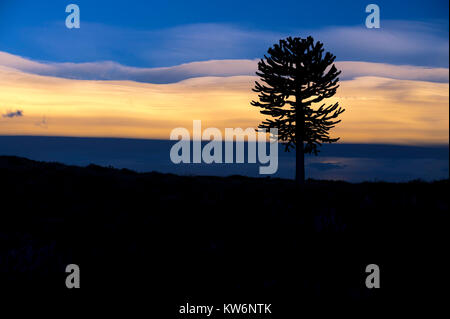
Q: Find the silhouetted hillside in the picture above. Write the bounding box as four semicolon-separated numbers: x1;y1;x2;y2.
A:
0;156;447;314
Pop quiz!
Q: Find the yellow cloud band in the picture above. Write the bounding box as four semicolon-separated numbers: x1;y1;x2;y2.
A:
0;65;448;144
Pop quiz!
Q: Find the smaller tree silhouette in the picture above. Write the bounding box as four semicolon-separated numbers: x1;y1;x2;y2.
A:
252;36;345;185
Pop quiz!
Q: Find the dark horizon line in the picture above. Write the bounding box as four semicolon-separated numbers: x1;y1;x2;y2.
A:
1;134;448;148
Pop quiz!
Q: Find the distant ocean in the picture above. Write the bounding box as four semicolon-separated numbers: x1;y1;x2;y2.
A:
0;136;448;182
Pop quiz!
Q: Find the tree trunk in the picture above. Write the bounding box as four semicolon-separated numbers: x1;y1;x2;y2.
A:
295;140;305;185
296;104;305;186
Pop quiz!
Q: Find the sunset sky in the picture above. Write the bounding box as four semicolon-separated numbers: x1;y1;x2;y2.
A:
0;0;448;144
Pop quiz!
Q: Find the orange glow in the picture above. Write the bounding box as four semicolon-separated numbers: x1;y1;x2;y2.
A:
0;65;448;144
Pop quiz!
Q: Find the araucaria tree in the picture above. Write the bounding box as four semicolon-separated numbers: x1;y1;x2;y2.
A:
251;36;345;185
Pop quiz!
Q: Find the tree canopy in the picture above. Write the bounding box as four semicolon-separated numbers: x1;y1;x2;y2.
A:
251;36;345;155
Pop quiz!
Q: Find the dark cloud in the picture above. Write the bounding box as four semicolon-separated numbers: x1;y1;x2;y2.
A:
2;110;23;118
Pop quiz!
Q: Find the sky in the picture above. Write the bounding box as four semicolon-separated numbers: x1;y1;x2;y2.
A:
0;0;448;144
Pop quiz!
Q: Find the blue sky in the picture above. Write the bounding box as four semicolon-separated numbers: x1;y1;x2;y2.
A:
0;0;448;67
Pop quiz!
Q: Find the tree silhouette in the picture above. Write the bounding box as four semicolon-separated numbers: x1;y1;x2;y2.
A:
252;36;345;185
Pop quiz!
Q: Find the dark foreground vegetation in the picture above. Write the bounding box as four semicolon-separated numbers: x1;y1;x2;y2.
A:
0;156;447;314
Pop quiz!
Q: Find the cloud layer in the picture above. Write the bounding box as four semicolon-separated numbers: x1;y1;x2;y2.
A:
0;64;448;145
0;51;448;84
